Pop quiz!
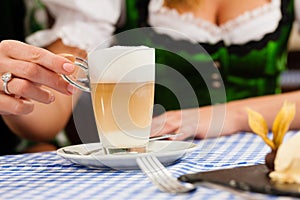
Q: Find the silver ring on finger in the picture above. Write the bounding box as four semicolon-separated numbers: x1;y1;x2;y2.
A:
2;72;13;95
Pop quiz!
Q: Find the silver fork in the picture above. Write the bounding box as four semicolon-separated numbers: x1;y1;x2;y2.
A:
136;155;196;193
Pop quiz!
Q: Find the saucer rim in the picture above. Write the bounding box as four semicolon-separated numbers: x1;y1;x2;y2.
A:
56;140;197;169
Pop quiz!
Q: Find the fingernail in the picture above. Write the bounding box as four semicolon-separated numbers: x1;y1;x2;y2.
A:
49;95;55;103
63;63;75;73
67;84;77;95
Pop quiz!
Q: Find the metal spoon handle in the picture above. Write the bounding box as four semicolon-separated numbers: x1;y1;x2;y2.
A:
63;133;181;155
149;133;181;141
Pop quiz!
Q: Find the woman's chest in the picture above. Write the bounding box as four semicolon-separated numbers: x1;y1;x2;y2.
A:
148;0;287;45
163;0;271;26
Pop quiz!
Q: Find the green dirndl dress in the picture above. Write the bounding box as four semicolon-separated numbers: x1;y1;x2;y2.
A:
116;0;295;112
122;0;294;110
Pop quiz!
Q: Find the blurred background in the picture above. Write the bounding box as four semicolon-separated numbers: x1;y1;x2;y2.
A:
282;22;300;92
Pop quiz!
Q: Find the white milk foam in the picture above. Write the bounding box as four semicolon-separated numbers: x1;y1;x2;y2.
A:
88;46;155;83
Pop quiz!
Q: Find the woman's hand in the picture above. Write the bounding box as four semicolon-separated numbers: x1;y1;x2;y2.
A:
151;91;300;141
151;103;245;140
0;40;76;115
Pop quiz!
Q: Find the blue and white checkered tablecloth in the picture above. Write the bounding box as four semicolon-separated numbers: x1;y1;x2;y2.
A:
0;132;298;200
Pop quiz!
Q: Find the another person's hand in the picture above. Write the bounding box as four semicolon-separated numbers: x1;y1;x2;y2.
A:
0;40;76;115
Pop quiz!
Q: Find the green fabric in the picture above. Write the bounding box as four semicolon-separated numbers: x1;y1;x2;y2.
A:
117;0;294;111
223;0;294;101
27;0;47;34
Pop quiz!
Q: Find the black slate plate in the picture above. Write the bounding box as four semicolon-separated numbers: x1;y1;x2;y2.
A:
178;164;300;197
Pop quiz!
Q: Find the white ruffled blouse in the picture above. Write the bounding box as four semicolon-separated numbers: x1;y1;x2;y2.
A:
26;0;122;51
26;0;300;51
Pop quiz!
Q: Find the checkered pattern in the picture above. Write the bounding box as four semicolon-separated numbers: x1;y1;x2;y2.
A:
0;132;297;200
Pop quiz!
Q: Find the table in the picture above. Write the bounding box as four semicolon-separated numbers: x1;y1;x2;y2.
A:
0;132;298;200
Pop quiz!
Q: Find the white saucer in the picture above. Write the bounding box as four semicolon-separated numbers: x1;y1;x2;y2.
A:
57;140;197;170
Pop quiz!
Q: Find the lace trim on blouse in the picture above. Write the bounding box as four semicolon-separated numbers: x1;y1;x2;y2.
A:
148;0;282;45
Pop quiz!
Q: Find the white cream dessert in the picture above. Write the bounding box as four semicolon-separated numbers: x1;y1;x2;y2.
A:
269;132;300;184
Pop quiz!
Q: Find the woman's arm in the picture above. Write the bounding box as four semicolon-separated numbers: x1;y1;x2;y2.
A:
151;90;300;140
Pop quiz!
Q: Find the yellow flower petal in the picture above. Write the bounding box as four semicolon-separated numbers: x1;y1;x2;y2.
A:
247;108;275;149
247;108;268;136
273;101;296;148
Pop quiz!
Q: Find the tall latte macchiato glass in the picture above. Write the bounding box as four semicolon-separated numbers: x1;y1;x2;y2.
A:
63;46;155;154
